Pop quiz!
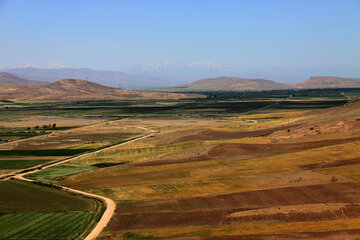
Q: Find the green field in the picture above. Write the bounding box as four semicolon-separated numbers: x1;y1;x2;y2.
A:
1;89;353;119
0;180;104;240
0;180;93;212
0;149;90;157
0;211;92;240
0;159;52;169
26;164;96;183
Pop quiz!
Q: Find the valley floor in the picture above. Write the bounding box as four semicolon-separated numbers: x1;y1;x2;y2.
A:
1;91;360;240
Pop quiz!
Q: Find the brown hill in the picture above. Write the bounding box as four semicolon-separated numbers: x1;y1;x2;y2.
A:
268;94;360;141
0;72;47;85
0;79;204;101
294;76;360;89
175;76;360;91
178;77;290;91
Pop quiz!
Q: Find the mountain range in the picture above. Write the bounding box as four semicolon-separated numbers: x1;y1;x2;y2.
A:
0;72;48;85
3;63;360;88
0;78;203;101
3;67;170;89
130;61;360;84
1;71;360;95
176;76;360;91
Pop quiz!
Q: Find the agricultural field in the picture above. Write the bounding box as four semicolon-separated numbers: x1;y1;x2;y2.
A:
0;211;92;240
59;95;360;239
0;180;104;240
1;89;360;240
0;107;150;239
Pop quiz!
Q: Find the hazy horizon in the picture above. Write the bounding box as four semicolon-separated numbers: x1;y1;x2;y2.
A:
1;0;359;83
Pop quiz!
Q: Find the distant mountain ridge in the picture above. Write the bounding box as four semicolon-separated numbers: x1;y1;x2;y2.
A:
4;67;171;88
2;70;360;92
0;72;47;85
0;78;204;101
175;76;360;91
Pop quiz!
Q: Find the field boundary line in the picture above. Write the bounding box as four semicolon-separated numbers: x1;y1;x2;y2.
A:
9;128;156;240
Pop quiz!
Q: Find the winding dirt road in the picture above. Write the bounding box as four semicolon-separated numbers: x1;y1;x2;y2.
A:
9;129;156;240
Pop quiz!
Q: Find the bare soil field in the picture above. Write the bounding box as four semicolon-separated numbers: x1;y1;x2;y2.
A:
162;125;301;145
133;136;360;167
204;230;360;240
0;120;147;150
85;99;360;239
3;94;360;240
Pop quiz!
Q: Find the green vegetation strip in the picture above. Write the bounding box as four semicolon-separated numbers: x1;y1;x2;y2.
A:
0;132;40;137
91;162;127;168
0;211;92;240
26;164;96;183
0;159;52;170
0;180;93;212
0;149;90;157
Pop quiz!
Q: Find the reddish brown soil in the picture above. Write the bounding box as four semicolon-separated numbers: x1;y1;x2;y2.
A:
208;136;360;157
107;209;226;230
132;154;210;167
169;125;301;145
301;158;360;170
107;182;360;231
224;204;360;224
133;137;360;167
204;229;360;240
98;230;360;240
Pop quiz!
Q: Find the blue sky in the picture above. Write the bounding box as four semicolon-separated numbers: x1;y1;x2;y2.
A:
0;0;359;71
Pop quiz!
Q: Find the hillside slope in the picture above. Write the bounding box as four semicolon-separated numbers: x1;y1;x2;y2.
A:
178;77;290;91
0;72;47;85
0;79;204;101
268;95;360;141
294;76;360;89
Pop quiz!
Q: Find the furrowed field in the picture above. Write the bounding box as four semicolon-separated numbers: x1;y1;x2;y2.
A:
0;212;91;240
0;180;103;240
0;113;148;240
1;89;360;240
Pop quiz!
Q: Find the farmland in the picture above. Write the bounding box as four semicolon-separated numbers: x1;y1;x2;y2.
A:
0;180;104;240
0;107;148;239
58;92;360;239
0;212;92;240
1;89;360;239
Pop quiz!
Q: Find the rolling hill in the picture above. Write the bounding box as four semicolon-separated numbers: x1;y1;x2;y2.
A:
293;76;360;89
0;79;204;101
0;72;47;85
177;77;290;91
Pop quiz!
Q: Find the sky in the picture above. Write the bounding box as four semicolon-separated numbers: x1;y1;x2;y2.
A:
0;0;359;72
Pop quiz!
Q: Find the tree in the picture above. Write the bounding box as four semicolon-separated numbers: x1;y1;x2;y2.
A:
52;123;56;128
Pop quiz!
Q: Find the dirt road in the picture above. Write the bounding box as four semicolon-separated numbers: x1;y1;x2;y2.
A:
10;129;156;240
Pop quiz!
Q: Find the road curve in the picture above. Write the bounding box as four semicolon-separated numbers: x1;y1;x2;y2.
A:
62;187;116;240
11;130;156;240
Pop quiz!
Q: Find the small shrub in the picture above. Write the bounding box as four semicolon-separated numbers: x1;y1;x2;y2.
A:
331;176;338;182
